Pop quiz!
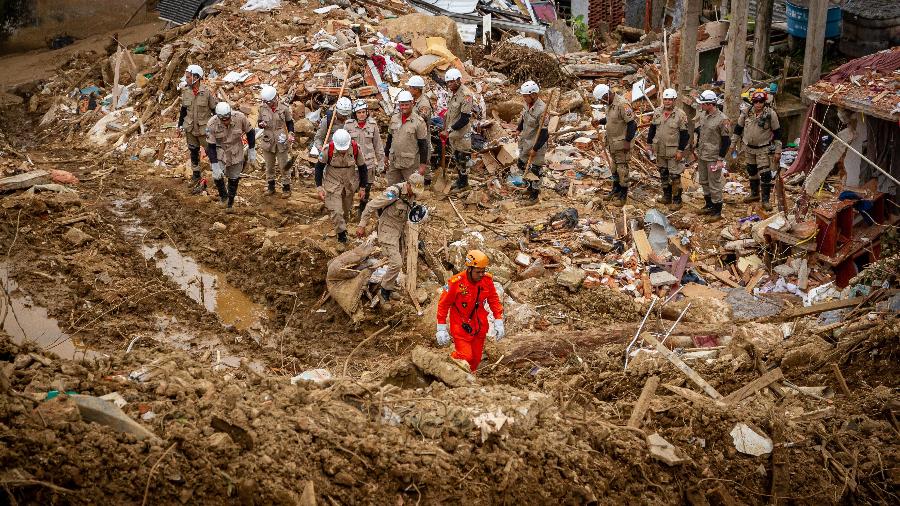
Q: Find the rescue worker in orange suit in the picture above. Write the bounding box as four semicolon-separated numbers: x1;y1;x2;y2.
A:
436;250;505;372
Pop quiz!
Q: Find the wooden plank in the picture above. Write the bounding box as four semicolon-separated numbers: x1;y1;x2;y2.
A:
801;0;829;102
670;254;689;288
700;265;740;288
745;269;766;293
405;222;420;296
781;292;898;319
633;229;652;263
0;170;50;191
643;333;723;400
723;367;783;405
829;363;851;396
662;384;727;408
627;375;659;429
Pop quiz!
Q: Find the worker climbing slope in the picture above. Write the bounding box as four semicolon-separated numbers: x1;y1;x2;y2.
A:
177;64;217;193
204;102;255;213
315;128;368;246
257;84;295;197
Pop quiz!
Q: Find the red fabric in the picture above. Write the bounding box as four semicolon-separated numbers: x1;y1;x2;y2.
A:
822;47;900;83
401;114;408;124
785;103;824;177
371;54;386;75
437;270;503;372
326;140;359;162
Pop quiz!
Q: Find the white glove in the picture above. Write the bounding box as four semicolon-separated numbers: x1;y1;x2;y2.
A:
493;319;505;342
247;148;257;162
211;161;223;180
436;324;450;347
277;133;287;145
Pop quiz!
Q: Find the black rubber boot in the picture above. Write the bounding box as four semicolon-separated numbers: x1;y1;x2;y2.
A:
668;180;683;210
213;178;228;205
743;164;759;203
698;195;714;215
282;183;291;198
657;183;672;205
760;171;773;211
191;169;201;185
337;231;347;244
379;287;392;302
453;173;469;190
225;178;239;213
265;180;276;196
704;202;723;221
606;181;622;199
616;186;628;204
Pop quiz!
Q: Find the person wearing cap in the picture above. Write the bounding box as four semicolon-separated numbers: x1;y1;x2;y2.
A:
734;90;782;211
345;99;384;215
407;76;436;184
441;68;475;190
313;96;353;154
693;90;732;220
257;85;295;197
384;90;429;186
177;64;217;193
647;88;689;210
356;173;425;307
435;250;505;373
314;128;368;245
593;83;637;204
516;80;549;202
205;102;256;213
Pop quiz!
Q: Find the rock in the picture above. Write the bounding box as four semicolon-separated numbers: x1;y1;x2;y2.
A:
208;432;234;451
647;433;688;465
64;227;93;246
139;147;156;163
725;288;783;321
410;345;474;388
70;394;161;441
295;118;315;135
649;270;679;287
519;259;546;280
35;395;82;427
49;169;79;185
211;222;227;231
300;481;317;506
730;423;773;456
13;354;34;369
290;369;333;385
579;231;615;253
773;263;796;277
556;266;586;291
491;100;524;122
557;90;584;112
382;14;466;58
514;252;531;267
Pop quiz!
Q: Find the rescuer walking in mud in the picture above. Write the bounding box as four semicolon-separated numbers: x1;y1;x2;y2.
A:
356;173;425;307
257;84;295;197
515;80;549;202
204;102;256;213
384;90;428;186
436;250;505;372
406;76;436;184
177;64;217;193
345;99;384;215
441;68;475;190
315;128;368;246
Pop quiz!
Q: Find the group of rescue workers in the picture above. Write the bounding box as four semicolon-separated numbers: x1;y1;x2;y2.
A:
175;62;782;373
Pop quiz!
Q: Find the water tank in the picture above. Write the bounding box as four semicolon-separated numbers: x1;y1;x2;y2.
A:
785;1;842;39
839;0;900;57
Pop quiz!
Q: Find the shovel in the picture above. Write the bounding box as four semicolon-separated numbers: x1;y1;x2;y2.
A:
432;138;451;194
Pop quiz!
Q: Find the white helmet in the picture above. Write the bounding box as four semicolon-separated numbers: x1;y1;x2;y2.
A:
396;90;414;103
445;68;462;82
332;129;351;151
592;84;610;101
352;99;367;112
696;90;718;104
260;85;277;102
662;88;678;100
185;64;204;78
407;75;426;88
336;97;353;116
519;80;540;95
215;102;231;118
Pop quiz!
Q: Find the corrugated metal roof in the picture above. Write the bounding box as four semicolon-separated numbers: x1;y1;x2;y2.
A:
158;0;206;25
416;0;480;15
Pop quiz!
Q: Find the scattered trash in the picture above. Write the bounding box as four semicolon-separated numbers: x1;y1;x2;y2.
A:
731;423;773;456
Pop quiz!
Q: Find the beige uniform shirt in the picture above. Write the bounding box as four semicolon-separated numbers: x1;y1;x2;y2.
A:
358;183;410;241
650;106;688;158
257;102;293;153
738;106;780;148
446;84;474;152
344;118;384;171
415;93;434;157
323;142;365;191
388;113;427;171
606;94;635;152
518;98;547;165
206;111;251;166
695;109;730;161
181;84;217;136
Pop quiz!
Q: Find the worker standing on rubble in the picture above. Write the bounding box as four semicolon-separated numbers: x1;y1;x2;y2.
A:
315;128;368;246
205;102;256;213
384;90;429;186
734;90;782;211
593;84;637;204
647;88;690;210
441;68;474;190
516;81;549;202
177;64;217;193
313;97;353;155
345;99;384;215
694;90;732;221
356;173;425;307
407;76;436;185
257;85;295;197
436;250;505;373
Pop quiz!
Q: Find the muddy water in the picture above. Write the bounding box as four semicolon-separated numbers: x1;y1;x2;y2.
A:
111;196;270;332
1;265;99;361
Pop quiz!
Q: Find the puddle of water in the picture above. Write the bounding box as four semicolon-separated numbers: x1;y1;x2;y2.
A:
1;265;99;362
140;244;270;332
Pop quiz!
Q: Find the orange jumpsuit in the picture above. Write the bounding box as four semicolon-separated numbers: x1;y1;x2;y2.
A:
437;270;503;372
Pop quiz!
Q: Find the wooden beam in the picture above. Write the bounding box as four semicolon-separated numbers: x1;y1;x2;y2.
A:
829;363;851;396
627;376;660;429
723;367;783;405
801;0;829;101
781;291;898;319
643;333;723;400
751;0;775;80
405;222;420;296
662;384;727;408
0;170;50;191
724;0;749;122
677;0;701;98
